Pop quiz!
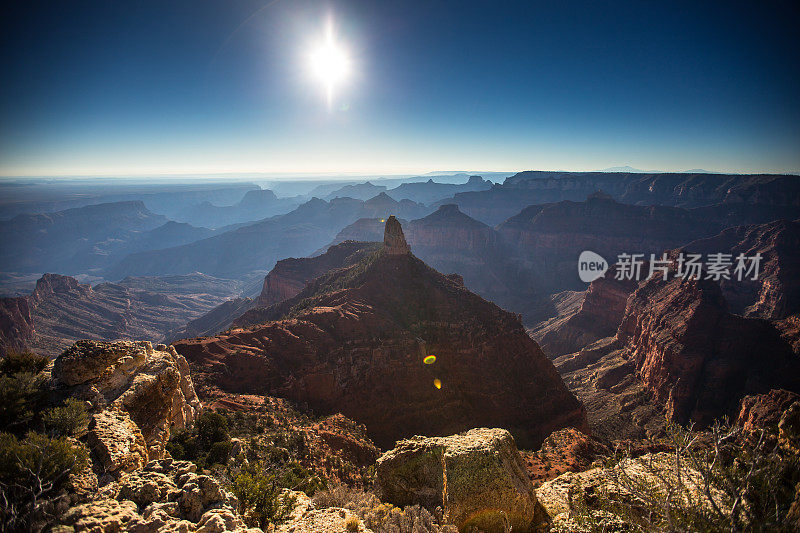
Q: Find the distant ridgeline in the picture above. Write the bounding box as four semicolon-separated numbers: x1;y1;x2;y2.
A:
444;171;800;225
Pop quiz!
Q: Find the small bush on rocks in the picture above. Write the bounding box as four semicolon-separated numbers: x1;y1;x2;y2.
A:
42;398;89;437
230;462;297;529
0;432;88;531
0;351;48;375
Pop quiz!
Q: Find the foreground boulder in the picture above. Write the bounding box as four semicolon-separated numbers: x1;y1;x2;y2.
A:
52;340;202;464
375;428;540;532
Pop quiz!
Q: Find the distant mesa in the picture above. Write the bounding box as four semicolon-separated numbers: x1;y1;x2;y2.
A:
599;165;711;173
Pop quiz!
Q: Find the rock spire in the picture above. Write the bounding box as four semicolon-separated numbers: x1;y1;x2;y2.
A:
384;215;410;255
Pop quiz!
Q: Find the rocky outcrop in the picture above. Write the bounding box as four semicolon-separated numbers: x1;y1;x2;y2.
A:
221;241;381;332
175;219;586;449
779;401;800;454
521;428;610;485
325;205;545;322
59;459;257;532
376;428;540;533
47;341;248;531
275;504;369;533
0;296;34;354
305;414;381;475
534;451;715;530
87;409;150;474
52;340;201;465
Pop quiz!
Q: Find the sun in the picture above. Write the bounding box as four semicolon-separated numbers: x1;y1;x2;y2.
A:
309;19;351;110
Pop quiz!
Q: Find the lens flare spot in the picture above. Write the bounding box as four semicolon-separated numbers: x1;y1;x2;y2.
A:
433;378;442;389
423;355;436;365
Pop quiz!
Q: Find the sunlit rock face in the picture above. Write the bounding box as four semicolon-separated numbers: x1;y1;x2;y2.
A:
52;340;202;463
176;219;586;449
60;459;251;532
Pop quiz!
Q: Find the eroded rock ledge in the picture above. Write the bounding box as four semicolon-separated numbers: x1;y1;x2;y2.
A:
51;340;202;468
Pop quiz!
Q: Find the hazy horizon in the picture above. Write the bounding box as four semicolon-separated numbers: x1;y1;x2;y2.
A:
2;166;798;182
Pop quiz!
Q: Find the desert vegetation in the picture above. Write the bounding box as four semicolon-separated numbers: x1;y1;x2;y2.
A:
0;351;90;532
551;421;800;532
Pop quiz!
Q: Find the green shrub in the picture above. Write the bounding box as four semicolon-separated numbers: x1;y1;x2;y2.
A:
0;432;88;531
166;441;186;460
166;429;199;461
0;372;46;432
166;411;233;468
230;463;296;529
197;410;229;447
206;440;233;466
0;351;48;375
567;421;800;532
280;461;326;496
42;398;89;437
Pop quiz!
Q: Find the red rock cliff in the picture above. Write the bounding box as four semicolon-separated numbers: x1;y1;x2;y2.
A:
0;297;34;354
617;274;798;425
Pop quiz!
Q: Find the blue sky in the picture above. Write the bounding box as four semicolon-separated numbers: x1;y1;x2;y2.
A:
1;0;798;176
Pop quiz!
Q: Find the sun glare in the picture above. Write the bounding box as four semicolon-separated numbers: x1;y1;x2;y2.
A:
310;18;351;110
